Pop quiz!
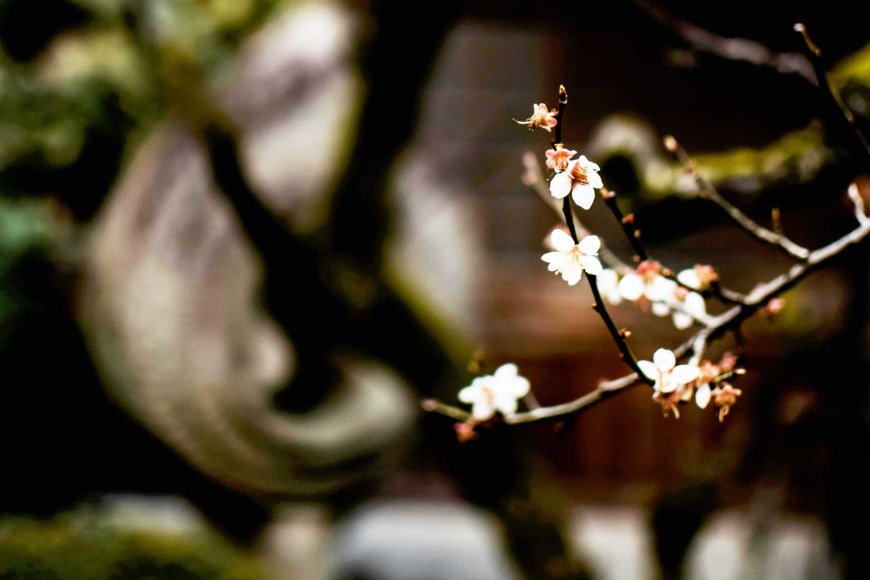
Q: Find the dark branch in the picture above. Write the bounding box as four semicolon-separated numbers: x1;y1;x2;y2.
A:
635;0;815;82
552;84;568;147
794;23;870;166
587;273;651;381
601;188;648;262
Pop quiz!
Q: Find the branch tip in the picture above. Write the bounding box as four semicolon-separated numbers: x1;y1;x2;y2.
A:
794;23;821;57
420;399;438;412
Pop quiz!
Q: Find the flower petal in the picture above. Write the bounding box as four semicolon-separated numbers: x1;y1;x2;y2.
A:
472;400;496;421
653;348;676;372
580;255;603;276
541;251;566;272
586;171;603;189
494;396;518;417
494;363;518;379
562;262;583;286
637;360;658;381
549;173;571;199
651;302;672;317
502;376;530;398
672;364;701;385
646;276;676;302
659;379;679;394
598;269;622;304
550;228;576;252
672;311;693;330
677;268;700;290
581;157;600;172
618;273;644;300
572;183;596;209
577;234;601;255
695;383;711;409
683;292;707;318
458;385;479;403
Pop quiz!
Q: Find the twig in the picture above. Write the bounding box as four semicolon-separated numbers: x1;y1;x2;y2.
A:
421;399;471;421
709;280;747;305
665;136;811;261
599;184;747;305
552;84;568;147
562;198;580;244
601;188;648;262
635;0;815;82
587;272;651;380
794;23;870;162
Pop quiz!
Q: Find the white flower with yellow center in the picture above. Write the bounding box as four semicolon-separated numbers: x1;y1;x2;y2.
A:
541;229;603;286
458;363;531;420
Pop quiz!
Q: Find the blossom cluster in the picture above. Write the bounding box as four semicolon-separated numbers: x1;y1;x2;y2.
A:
451;96;747;436
638;348;741;420
596;261;712;329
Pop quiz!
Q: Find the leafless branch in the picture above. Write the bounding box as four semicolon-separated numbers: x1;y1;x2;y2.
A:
635;0;815;82
665;136;811;261
794;23;870;160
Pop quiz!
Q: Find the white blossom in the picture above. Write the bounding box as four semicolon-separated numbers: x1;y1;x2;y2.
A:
643;276;707;329
677;268;702;290
549;155;603;209
637;348;700;394
458;363;531;420
695;383;712;409
617;272;645;301
597;269;623;305
541;229;603;286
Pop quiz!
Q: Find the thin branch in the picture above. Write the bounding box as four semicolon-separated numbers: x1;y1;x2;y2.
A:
421;399;471;421
552;84;568;147
794;23;870;161
709;280;747;305
562;198;580;243
665;136;811;261
587;272;651;380
635;0;815;82
601;188;648;262
507;377;642;425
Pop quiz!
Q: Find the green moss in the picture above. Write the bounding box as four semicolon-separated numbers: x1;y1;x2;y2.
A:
0;508;265;579
828;42;870;89
694;122;830;185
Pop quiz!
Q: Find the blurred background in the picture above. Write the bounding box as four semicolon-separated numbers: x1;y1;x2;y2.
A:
0;0;868;578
